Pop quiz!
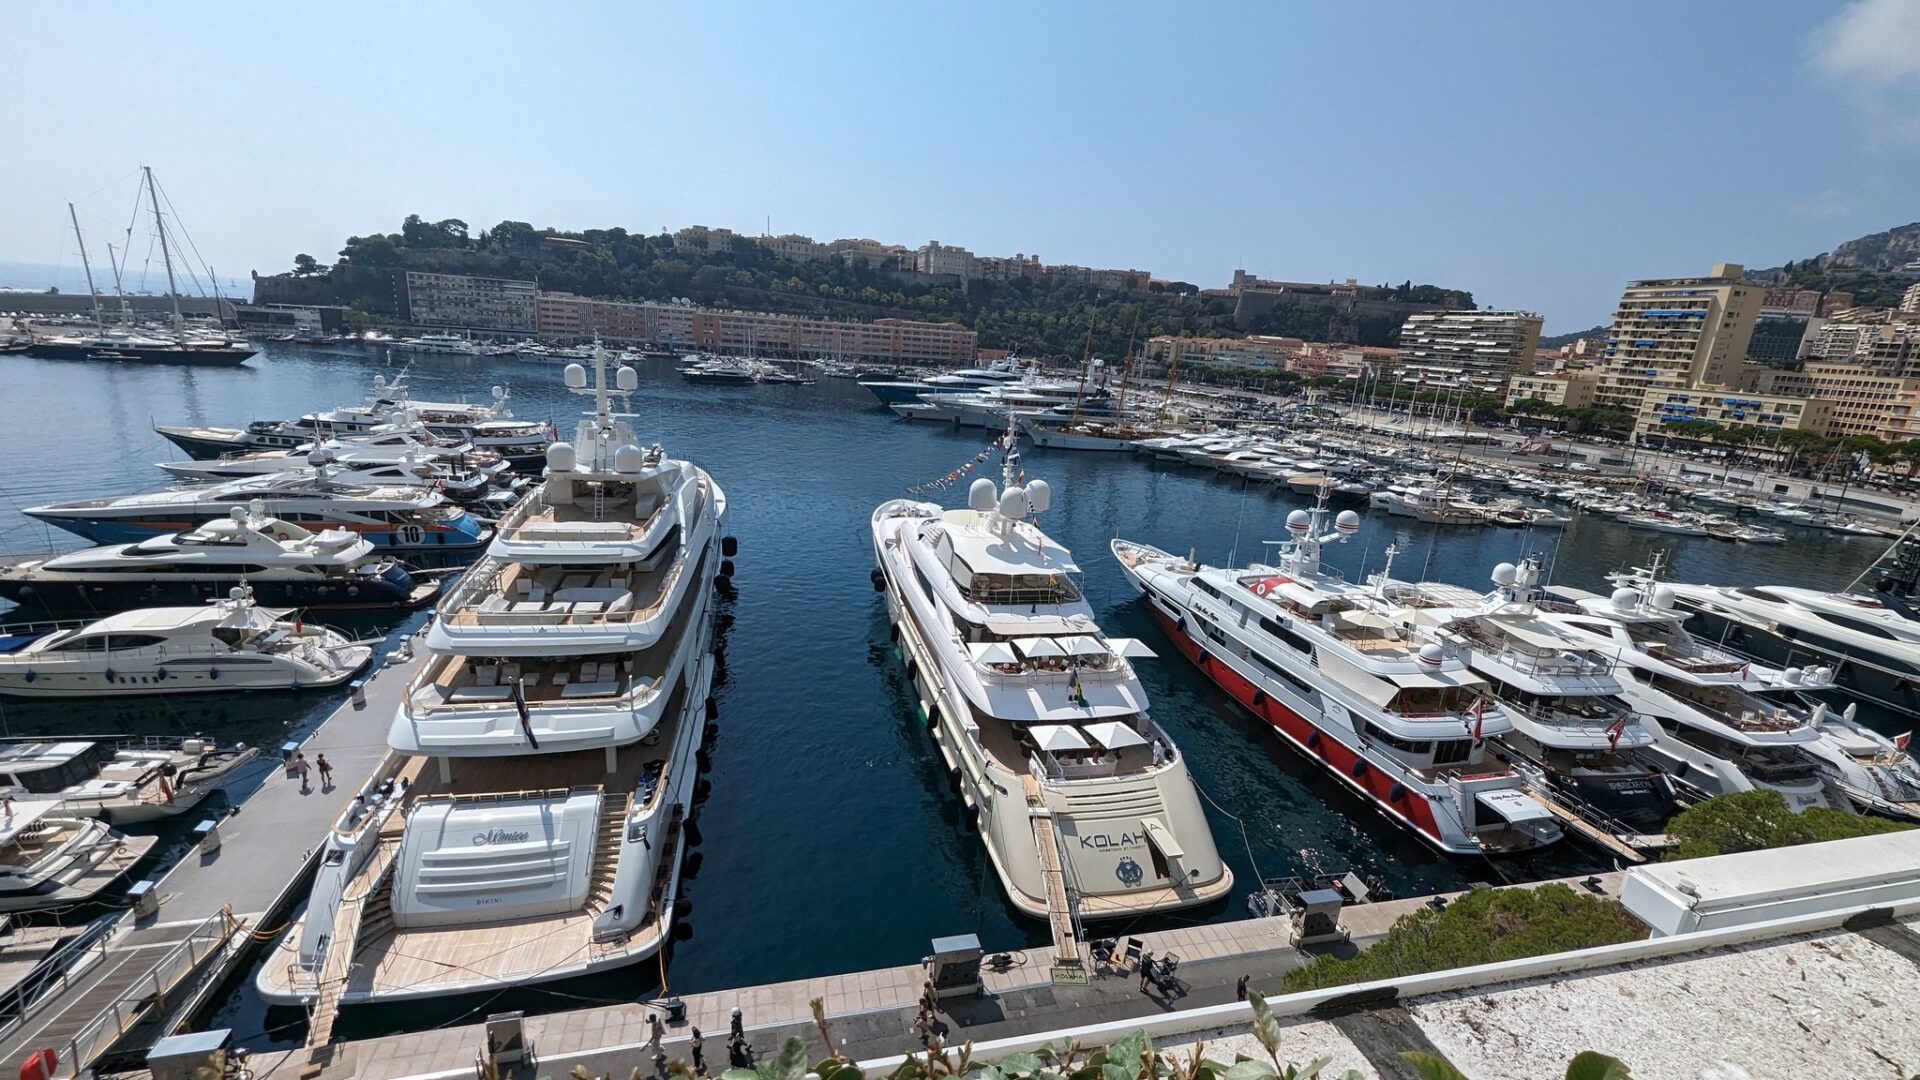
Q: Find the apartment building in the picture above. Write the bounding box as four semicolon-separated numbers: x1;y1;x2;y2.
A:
1393;310;1544;391
1803;318;1920;376
1903;282;1920;315
531;288;978;364
1142;334;1303;370
1759;362;1920;439
1639;387;1832;435
914;241;975;279
1589;263;1780;435
403;272;536;334
1505;373;1598;410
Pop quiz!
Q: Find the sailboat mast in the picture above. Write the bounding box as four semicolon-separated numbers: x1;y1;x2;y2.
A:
144;165;184;337
67;202;104;330
105;242;132;324
1070;307;1096;425
1117;313;1139;418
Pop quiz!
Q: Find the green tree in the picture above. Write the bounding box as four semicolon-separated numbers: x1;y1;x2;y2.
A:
292;253;319;276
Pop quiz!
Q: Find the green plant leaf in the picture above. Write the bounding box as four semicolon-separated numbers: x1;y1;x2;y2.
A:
1247;994;1284;1064
1101;1065;1136;1080
770;1037;810;1080
1220;1060;1277;1080
720;1072;760;1080
1398;1052;1469;1080
1001;1054;1044;1077
1108;1031;1152;1072
1562;1052;1630;1080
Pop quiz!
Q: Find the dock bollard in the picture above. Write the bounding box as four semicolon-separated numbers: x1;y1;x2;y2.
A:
350;678;368;707
129;879;159;917
193;819;222;854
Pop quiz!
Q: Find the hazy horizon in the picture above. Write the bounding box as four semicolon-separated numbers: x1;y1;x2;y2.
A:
4;1;1918;333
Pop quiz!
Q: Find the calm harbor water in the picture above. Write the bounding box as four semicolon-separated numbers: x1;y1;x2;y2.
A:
0;343;1899;1044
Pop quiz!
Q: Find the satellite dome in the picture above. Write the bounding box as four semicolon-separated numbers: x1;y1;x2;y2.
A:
1025;478;1052;513
1491;562;1519;586
1651;585;1677;610
1334;510;1360;533
1810;666;1833;684
614;443;644;473
310;448;335;466
968;478;997;512
998;485;1030;520
373;375;388;390
546;441;577;473
1416;643;1446;668
617;366;639;392
563;363;588;389
1285;509;1311;533
1610;588;1640;610
1782;667;1803;684
228;586;247;601
491;384;506;399
228;505;248;521
248;498;267;518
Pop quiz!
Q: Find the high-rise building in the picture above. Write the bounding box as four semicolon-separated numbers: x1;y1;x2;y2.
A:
1392;310;1544;391
1902;282;1920;315
1590;263;1766;433
403;272;536;334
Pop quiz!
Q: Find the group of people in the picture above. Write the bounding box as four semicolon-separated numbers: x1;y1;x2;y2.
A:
662;1007;754;1077
287;750;333;792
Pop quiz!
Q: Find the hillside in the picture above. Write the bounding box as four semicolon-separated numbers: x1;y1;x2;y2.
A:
1747;221;1920;307
261;216;1475;356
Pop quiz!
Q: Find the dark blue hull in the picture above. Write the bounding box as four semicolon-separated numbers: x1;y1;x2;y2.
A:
0;573;431;614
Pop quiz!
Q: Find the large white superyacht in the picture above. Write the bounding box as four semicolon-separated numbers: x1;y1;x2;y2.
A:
259;346;728;1007
870;435;1231;922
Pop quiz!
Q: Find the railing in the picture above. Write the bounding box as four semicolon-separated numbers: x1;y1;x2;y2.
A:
57;911;234;1075
0;917;115;1040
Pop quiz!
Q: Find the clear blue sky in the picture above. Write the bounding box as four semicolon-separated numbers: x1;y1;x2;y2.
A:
4;1;1917;332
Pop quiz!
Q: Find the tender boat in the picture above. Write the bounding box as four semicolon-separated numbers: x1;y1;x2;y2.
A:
0;801;156;912
258;345;729;1006
0;509;437;614
1112;496;1562;856
872;431;1232;920
0;737;256;824
0;588;372;696
25;474;491;554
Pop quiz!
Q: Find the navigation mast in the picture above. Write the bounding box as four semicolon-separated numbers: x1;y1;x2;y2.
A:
67;202;104;331
143;165;184;339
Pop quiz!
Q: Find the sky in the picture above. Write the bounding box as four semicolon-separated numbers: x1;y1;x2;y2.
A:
3;1;1918;333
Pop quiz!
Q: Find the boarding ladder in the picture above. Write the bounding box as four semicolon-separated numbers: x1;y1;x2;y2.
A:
1021;775;1085;978
305;835;402;1050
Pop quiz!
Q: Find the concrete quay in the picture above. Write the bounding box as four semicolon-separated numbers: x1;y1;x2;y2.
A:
0;641;425;1073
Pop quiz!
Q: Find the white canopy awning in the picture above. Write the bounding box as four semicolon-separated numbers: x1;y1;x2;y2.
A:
1031;725;1090;752
1388;669;1487;691
1082;720;1149;750
1108;637;1158;659
968;641;1020;666
1014;636;1067;658
1058;635;1108;657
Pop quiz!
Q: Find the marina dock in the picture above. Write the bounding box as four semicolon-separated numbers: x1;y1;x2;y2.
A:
0;643;424;1073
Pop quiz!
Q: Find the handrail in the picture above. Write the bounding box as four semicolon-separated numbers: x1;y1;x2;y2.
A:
0;917;115;1038
57;911;234;1074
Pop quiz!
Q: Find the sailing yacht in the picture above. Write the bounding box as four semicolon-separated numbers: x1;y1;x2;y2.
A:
259;345;728;1006
870;432;1231;920
1544;565;1920;816
1112;495;1562;856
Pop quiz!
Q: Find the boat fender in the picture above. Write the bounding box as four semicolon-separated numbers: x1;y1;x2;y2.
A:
948;768;962;793
905;657;918;681
722;536;739;557
964;803;980;832
889;623;900;643
348;585;359;597
673;921;694;942
1252;689;1266;707
694;778;712;801
208;669;219;681
713;573;732;593
1175;615;1186;633
674;898;692;920
1388;782;1406;802
695;748;712;772
684;851;704;878
705;696;719;720
870;568;886;592
20;671;32;683
1350;758;1368;779
1305;730;1321;749
684;820;703;846
721;559;735;579
104;669;116;682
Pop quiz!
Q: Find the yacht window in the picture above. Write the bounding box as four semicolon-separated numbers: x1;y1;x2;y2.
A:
1245;644;1318;700
1811;612;1899;640
52;636;111;653
211;627;248;648
1257;615;1313;654
102;634;168;649
1362;721;1433;755
1196;579;1225;601
1431;738;1472;765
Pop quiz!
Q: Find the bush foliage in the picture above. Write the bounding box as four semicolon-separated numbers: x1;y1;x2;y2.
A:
1662;789;1912;861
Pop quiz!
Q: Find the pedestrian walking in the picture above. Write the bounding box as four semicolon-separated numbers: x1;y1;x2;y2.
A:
729;1006;744;1041
727;1033;750;1068
316;753;334;791
1138;950;1155;992
648;1013;664;1050
913;1009;932;1046
291;752;311;792
690;1026;706;1077
1235;975;1250;1001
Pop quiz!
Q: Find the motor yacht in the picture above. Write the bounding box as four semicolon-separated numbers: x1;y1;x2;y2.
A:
0;509;437;614
0;737;255;824
1372;557;1681;845
391;333;478;356
0;588;372;696
258;345;729;1006
1546;565;1920;816
25;474;491;555
0;801;156;913
860;360;1027;406
1113;496;1561;857
871;434;1231;920
679;357;759;385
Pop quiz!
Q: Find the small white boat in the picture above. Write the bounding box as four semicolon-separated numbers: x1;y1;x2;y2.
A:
0;801;156;912
0;737;257;824
0;588;373;696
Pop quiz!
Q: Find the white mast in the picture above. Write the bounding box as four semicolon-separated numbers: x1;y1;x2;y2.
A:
144;165;185;338
105;242;132;324
67;202;104;330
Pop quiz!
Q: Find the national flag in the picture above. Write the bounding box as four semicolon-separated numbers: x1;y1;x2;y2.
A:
1470;695;1485;742
1739;662;1751;679
512;678;540;750
1607;715;1628;752
1896;731;1912;752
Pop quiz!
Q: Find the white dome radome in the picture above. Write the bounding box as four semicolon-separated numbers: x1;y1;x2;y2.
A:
1492;562;1519;586
1417;643;1446;668
310;448;335;466
617;366;639;392
228;505;248;521
614;443;644;473
998;485;1030;520
1610;588;1640;610
374;375;388;390
1334;510;1360;533
1286;509;1311;533
491;384;506;399
1782;667;1803;684
1652;585;1676;610
1025;478;1052;513
563;363;587;389
229;586;247;601
1810;666;1833;684
968;478;998;512
546;442;577;473
248;498;267;518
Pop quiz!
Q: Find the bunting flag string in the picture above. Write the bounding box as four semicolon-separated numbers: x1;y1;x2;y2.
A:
905;443;1000;495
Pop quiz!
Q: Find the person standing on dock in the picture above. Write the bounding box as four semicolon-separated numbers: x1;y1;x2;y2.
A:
1236;975;1250;1001
729;1007;744;1041
316;753;334;791
291;752;311;793
690;1026;707;1076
